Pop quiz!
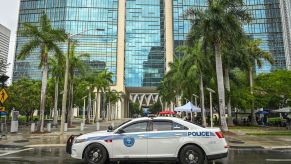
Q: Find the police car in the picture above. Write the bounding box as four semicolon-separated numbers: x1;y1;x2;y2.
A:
66;117;228;164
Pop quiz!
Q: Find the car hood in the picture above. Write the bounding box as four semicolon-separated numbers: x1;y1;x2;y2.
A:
77;130;114;139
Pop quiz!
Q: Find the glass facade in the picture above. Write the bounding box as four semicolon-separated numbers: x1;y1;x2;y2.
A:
14;0;118;83
173;0;207;59
173;0;286;73
14;0;288;87
244;0;286;73
125;0;165;87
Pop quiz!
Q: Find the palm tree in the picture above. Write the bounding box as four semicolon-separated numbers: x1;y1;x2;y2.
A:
241;39;274;125
93;70;113;122
49;54;65;127
184;0;251;131
177;40;210;127
105;90;122;121
67;42;89;127
85;69;113;123
17;13;66;132
222;40;246;126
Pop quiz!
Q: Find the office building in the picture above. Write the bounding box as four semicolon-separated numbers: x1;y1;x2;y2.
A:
13;0;291;117
0;24;11;75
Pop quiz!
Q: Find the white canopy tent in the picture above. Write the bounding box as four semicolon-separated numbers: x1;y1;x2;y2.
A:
174;102;201;113
272;107;291;113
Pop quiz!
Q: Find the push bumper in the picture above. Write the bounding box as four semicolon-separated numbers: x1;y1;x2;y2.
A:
66;135;80;154
207;152;228;161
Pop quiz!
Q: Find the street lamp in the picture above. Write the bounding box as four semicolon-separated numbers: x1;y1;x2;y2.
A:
60;28;105;134
81;96;87;124
192;94;199;106
206;88;215;128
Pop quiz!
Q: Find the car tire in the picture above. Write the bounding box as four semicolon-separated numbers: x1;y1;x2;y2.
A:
84;143;108;164
179;145;205;164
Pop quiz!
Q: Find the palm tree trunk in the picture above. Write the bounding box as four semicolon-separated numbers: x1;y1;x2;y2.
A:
214;43;228;132
68;81;74;127
61;40;70;134
224;67;234;126
199;73;206;127
249;67;257;126
94;90;99;123
40;62;49;132
87;90;92;123
53;77;59;126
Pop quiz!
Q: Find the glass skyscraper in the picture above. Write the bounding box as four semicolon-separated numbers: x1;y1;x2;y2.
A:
14;0;118;83
14;0;290;117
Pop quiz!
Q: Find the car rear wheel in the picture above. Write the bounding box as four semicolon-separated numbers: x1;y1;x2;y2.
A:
179;145;205;164
84;143;108;164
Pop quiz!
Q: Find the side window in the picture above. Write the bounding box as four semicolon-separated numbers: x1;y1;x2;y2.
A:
152;121;172;131
122;121;148;133
173;122;189;130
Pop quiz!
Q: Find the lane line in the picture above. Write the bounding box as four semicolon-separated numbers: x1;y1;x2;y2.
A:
266;159;291;162
0;148;34;157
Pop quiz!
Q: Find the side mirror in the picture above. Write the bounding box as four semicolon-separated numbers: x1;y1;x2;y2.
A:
116;129;125;134
107;125;113;132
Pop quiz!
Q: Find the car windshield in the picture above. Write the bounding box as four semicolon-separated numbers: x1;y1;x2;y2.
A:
114;120;132;130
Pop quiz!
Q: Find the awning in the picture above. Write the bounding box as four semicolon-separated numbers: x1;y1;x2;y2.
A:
174;102;201;113
272;107;291;113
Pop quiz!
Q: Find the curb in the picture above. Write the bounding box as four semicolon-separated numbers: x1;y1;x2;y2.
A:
229;145;264;149
25;144;66;148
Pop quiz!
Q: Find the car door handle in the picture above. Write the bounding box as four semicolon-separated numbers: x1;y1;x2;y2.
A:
175;133;183;136
137;134;145;138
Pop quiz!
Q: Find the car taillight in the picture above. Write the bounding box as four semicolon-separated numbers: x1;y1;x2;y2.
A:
215;132;224;138
105;140;112;143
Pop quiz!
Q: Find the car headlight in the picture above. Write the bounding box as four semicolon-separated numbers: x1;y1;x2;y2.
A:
74;138;87;144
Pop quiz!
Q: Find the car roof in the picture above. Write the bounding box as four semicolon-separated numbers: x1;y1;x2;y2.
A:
126;117;203;130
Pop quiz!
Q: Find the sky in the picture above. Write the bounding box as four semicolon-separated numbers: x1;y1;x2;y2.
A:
0;0;20;83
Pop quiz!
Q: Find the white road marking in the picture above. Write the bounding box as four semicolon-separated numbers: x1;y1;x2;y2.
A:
0;148;34;157
266;159;291;162
25;144;66;148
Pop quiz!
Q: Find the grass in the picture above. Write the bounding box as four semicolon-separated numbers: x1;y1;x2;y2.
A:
229;126;291;136
246;131;291;136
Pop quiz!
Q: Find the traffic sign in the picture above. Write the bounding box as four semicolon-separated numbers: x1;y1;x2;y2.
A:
0;106;5;112
0;88;8;104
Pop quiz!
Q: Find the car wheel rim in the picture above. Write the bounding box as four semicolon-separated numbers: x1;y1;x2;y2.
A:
185;150;199;164
88;147;103;163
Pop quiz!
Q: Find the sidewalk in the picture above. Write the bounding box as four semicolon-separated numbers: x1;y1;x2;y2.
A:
1;120;291;150
225;127;291;149
0;118;130;147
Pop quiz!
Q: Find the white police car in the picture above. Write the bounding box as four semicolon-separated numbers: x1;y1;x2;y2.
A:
66;117;228;164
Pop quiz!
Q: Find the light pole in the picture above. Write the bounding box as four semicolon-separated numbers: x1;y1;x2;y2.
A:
192;94;199;106
206;88;215;128
81;96;87;124
60;28;105;134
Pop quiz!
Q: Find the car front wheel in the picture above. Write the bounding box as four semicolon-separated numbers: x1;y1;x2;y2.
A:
84;143;108;164
179;145;205;164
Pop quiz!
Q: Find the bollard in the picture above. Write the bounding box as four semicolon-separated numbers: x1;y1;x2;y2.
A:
47;123;51;132
80;122;84;131
96;122;100;131
111;122;115;129
31;123;35;133
0;123;4;133
64;123;68;132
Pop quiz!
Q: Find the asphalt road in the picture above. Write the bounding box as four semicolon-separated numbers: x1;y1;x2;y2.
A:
0;147;291;164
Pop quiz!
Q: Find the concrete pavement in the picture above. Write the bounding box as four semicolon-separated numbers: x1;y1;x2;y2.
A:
0;118;130;147
0;119;290;150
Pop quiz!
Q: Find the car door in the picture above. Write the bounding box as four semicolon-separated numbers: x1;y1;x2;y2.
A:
112;121;149;159
147;120;188;158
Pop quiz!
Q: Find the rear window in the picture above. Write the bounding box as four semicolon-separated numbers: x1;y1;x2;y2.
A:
152;120;189;131
152;121;172;131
